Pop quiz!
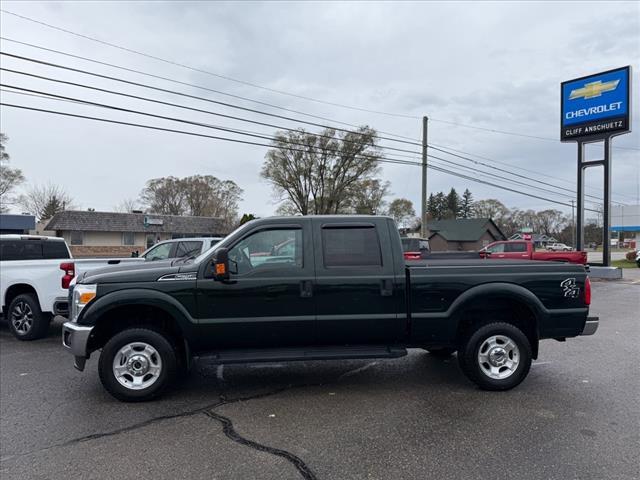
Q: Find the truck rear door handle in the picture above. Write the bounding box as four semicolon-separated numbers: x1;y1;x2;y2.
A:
380;279;393;297
299;280;313;298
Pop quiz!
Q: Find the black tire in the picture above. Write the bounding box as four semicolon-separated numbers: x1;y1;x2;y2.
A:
458;322;532;391
7;293;51;341
425;347;456;358
99;328;178;402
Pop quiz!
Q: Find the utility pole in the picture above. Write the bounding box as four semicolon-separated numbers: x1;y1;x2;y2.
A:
571;199;575;247
421;116;428;238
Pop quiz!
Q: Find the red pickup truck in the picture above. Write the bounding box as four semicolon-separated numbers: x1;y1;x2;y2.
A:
480;240;587;264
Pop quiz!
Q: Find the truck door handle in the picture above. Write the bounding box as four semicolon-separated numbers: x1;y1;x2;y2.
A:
380;279;393;297
299;280;313;298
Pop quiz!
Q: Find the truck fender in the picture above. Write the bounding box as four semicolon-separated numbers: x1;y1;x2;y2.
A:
78;288;195;336
448;282;547;333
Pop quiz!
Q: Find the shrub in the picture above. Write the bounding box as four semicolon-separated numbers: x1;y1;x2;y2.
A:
625;250;638;262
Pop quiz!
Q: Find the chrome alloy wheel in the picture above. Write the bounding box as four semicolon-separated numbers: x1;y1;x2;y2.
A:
11;301;33;335
113;342;163;390
477;335;520;380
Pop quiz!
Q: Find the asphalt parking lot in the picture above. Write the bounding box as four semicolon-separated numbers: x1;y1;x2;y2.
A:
1;277;638;480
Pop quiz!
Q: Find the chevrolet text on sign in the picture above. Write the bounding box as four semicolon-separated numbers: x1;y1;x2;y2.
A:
561;66;631;141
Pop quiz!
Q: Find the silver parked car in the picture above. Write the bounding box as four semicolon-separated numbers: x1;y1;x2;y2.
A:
140;237;223;261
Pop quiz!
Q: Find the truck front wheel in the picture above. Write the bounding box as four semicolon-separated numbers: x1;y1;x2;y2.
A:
458;322;532;391
99;328;177;402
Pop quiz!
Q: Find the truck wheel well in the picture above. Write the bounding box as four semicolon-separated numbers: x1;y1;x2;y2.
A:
455;297;539;359
89;305;186;360
4;284;38;314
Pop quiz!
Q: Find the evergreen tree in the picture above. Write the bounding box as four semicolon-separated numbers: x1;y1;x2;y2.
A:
445;188;460;219
426;193;438;219
434;192;447;219
41;195;64;220
460;189;474;218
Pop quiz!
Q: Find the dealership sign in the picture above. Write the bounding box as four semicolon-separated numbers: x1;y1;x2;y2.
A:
561;66;631;141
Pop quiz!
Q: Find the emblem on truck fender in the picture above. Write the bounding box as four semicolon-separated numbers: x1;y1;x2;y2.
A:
560;278;580;298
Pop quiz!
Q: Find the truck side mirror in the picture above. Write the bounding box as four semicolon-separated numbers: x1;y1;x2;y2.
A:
212;248;230;281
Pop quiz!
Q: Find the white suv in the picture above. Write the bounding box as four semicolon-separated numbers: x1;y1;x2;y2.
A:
547;242;572;251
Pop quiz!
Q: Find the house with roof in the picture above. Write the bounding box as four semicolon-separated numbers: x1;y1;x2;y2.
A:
426;218;506;251
45;210;227;257
508;232;557;248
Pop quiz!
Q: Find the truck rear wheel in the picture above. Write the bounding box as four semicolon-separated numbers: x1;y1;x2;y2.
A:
99;328;177;402
7;293;51;341
458;322;532;391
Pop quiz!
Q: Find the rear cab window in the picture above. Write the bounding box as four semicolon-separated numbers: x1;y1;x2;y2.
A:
321;226;382;267
0;239;43;261
43;240;71;259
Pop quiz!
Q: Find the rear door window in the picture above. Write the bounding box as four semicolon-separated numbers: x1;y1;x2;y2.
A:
176;241;203;258
322;226;382;267
401;238;418;252
42;240;71;259
505;242;527;253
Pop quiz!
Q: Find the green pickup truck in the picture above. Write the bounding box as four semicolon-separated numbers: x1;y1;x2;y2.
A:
62;216;598;402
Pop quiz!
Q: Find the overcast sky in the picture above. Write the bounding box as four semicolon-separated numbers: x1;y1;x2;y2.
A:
1;1;638;219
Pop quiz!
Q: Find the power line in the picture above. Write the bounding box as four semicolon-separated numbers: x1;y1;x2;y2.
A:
427;144;625;205
0;65;421;156
0;9;417;119
429;117;639;151
426;156;604;208
0;83;397;163
1;101;599;213
0;50;421;147
429;142;637;201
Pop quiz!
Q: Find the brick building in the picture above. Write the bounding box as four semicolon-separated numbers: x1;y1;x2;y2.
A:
45;210;226;257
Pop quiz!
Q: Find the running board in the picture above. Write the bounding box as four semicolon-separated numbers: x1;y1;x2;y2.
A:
198;345;408;365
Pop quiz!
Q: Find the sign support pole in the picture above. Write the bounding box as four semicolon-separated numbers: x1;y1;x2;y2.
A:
603;137;612;267
576;141;585;252
421;116;428;238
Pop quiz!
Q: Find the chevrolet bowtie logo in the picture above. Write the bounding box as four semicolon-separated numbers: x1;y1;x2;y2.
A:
569;80;620;100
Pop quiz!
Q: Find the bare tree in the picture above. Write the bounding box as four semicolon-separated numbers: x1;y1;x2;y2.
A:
18;183;73;221
140;175;243;229
388;198;416;228
114;198;141;213
140;177;186;215
0;133;25;212
348;179;390;214
261;126;382;215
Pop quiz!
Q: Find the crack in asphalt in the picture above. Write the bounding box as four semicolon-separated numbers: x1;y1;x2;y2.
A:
1;361;379;479
204;409;317;480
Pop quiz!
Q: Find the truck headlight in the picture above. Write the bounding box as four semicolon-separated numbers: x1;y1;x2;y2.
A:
71;284;97;322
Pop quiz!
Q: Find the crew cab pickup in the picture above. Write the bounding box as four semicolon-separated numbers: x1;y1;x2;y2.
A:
481;240;587;264
62;216;598;402
1;235;143;340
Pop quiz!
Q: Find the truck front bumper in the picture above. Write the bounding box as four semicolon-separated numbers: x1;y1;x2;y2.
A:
62;322;93;371
581;317;599;336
